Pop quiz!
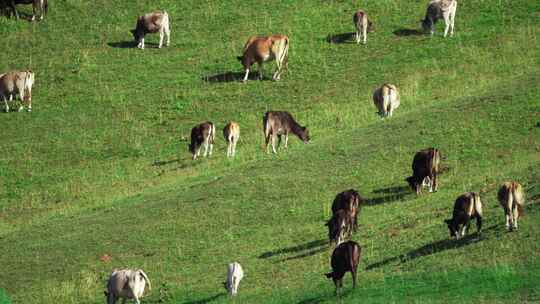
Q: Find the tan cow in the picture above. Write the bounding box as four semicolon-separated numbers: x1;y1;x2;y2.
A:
0;70;34;112
498;181;525;231
445;192;483;239
223;121;240;157
373;84;400;118
237;34;289;82
105;269;151;304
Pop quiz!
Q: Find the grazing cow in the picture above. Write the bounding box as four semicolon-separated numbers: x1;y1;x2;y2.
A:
1;0;47;21
237;34;289;82
223;262;244;296
445;192;483;239
332;189;363;232
325;209;353;246
189;121;215;160
325;241;361;295
421;0;457;37
497;181;525;231
223;121;240;157
104;269;151;304
131;10;170;49
263;111;309;154
0;70;35;112
406;148;441;195
352;10;373;45
373;83;400;118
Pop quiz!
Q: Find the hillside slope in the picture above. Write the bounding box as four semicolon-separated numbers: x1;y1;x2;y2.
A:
0;0;539;303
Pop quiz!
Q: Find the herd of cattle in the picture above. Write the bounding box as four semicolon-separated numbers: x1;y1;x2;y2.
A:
1;0;529;302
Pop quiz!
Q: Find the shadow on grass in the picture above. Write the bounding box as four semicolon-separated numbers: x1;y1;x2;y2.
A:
182;293;225;304
277;246;328;262
202;71;263;83
108;41;137;48
259;239;327;259
365;185;410;206
326;32;355;44
393;28;424;36
152;159;179;166
366;230;492;270
297;289;353;304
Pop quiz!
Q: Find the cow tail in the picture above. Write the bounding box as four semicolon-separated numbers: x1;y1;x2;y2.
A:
512;183;524;218
138;270;151;291
263;113;270;139
280;37;289;72
473;192;483;217
211;123;216;144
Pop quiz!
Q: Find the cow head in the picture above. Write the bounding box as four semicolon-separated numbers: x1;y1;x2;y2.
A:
445;219;458;238
421;18;432;32
368;20;375;32
405;176;421;194
300;126;310;144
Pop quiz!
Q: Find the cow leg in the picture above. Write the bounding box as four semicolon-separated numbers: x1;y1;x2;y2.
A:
505;212;510;230
284;133;289;149
2;95;8;113
159;29;164;48
265;134;271;154
271;135;278;154
209;139;214;156
257;63;264;80
512;204;519;230
450;12;455;37
352;270;357;289
165;25;171;46
203;139;209;157
232;139;237;156
432;174;438;192
443;18;450;37
242;68;250;82
9;0;19;20
363;25;367;44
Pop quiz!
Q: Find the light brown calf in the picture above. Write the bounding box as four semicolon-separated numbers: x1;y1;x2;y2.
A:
498;181;525;231
373;84;400;118
223;121;240;157
0;70;34;112
353;10;373;44
237;34;289;82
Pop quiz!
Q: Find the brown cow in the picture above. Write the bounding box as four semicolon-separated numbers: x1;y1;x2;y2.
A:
353;10;373;44
445;192;483;239
497;181;525;231
406;148;441;195
223;121;240;157
131;10;170;49
0;70;34;112
325;241;361;295
1;0;47;21
263;111;309;154
332;189;363;232
325;209;353;246
237;34;289;82
189;121;215;160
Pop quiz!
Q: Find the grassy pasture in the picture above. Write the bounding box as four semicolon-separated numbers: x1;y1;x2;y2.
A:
0;0;539;303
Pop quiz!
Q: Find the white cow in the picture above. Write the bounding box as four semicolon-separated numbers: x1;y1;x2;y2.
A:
224;262;244;296
131;10;171;49
421;0;457;37
0;70;35;112
105;269;151;304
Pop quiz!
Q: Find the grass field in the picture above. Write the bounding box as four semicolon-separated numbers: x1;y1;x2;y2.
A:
0;0;539;303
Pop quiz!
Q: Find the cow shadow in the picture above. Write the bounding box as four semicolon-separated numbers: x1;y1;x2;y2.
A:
181;293;225;304
259;239;327;259
326;32;356;44
108;41;137;48
276;246;328;263
152;159;179;167
365;230;492;270
297;289;353;304
393;28;424;37
365;186;410;206
202;71;263;83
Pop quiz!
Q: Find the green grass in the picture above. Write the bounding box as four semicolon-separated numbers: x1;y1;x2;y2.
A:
0;0;539;303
